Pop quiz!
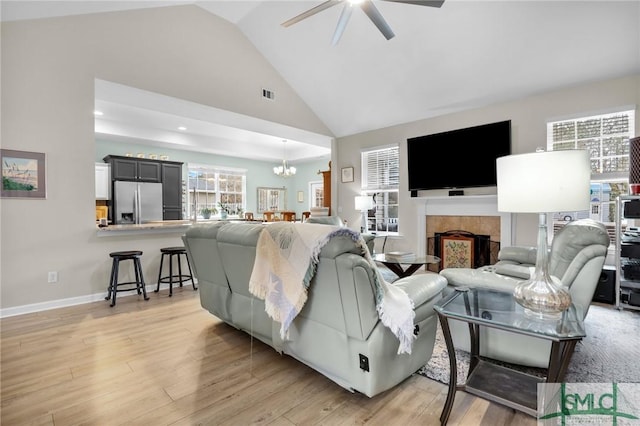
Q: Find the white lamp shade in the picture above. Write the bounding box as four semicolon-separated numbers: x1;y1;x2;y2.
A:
496;150;591;213
355;195;374;211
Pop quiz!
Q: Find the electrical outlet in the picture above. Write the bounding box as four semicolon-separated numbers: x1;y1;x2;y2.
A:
48;271;58;283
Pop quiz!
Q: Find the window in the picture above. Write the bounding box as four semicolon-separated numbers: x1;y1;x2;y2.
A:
187;164;246;219
361;145;400;234
547;108;635;241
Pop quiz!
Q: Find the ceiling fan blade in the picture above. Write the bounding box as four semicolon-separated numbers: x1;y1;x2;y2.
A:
331;3;353;46
281;0;342;28
382;0;445;7
360;0;395;40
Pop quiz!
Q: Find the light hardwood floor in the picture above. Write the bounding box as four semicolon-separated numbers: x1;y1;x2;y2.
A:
1;287;536;425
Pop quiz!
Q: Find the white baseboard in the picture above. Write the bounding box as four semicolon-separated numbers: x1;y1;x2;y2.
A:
0;284;158;318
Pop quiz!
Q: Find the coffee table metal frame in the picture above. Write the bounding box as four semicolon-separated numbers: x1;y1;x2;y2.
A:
434;287;585;425
372;253;440;279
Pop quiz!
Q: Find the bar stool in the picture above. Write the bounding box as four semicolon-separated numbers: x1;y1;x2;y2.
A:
105;250;149;307
155;246;197;296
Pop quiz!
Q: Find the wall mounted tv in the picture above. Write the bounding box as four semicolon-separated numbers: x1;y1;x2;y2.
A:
407;120;511;192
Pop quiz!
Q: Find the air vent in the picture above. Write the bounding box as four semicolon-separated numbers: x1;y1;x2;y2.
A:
262;88;275;101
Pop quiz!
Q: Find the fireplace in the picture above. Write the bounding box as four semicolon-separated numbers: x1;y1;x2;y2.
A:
413;195;512;268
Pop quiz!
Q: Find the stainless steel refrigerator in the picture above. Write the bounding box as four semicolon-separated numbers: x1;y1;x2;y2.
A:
113;181;163;224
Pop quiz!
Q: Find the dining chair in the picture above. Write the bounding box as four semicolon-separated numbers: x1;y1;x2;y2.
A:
281;211;296;222
263;211;276;222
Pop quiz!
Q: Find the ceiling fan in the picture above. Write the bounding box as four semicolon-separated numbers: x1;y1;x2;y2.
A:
281;0;445;45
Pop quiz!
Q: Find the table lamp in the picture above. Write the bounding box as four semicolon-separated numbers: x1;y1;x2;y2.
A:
496;149;591;319
355;195;374;233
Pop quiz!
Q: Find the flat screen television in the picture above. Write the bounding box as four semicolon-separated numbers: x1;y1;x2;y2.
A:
407;120;511;191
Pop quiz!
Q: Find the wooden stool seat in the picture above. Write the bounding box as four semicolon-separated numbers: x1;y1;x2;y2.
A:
105;250;149;307
155;247;196;297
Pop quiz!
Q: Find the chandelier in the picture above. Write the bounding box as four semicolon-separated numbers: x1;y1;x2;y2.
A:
273;140;296;177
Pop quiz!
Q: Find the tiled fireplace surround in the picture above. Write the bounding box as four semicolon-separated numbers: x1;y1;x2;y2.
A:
415;195;512;260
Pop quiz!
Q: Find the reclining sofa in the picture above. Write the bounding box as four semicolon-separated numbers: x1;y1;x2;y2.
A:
439;218;610;368
182;221;447;397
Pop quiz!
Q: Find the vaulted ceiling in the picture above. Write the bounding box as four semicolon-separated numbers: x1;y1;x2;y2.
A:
3;1;639;162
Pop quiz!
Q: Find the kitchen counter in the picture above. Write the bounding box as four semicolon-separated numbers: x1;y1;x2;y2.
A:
96;219;261;237
96;220;195;237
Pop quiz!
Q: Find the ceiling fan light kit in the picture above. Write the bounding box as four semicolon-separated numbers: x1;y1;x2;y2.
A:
281;0;445;45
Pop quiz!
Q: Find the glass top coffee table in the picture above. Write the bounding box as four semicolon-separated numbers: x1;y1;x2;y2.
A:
434;286;585;424
372;253;440;279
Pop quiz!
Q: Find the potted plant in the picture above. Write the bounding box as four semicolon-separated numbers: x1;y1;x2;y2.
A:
200;207;216;219
217;202;230;219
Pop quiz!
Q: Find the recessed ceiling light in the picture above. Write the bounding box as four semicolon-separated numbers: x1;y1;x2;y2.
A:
178;126;187;131
94;110;104;116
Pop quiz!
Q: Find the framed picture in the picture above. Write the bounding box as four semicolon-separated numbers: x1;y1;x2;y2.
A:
440;234;474;269
1;149;46;199
341;166;354;183
297;191;304;203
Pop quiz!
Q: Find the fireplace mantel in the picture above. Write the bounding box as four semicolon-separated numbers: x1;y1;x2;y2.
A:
413;195;512;256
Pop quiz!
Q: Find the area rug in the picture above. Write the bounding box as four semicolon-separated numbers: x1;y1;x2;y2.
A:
417;304;640;385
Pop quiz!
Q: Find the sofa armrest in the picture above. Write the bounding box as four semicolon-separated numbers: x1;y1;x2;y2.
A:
440;267;524;293
494;263;533;279
306;216;343;226
393;274;447;307
362;234;375;254
498;246;537;265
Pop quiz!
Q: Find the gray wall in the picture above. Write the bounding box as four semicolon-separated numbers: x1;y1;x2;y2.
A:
1;5;638;314
335;75;640;254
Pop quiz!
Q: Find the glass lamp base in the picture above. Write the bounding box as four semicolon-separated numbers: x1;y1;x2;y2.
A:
513;277;571;321
522;307;562;321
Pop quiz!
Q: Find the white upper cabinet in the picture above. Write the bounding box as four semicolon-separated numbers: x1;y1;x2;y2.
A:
95;163;110;200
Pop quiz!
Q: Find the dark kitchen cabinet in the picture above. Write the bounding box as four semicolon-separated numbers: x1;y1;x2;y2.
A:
103;155;183;221
105;155;161;182
162;162;183;220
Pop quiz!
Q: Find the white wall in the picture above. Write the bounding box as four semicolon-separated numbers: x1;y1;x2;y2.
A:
0;6;332;312
336;75;640;254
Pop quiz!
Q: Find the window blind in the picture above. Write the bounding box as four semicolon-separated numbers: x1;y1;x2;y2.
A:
361;146;399;191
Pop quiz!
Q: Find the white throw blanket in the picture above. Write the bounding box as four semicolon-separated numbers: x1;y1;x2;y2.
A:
249;222;416;354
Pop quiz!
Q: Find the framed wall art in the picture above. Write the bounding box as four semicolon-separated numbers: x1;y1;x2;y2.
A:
440;234;474;269
341;166;354;183
1;149;46;199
